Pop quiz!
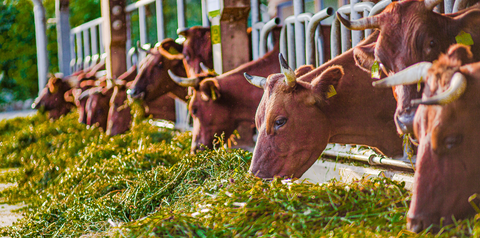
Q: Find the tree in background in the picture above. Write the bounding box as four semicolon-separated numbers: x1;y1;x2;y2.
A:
0;0;201;106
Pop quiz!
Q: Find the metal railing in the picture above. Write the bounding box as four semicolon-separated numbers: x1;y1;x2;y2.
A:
70;17;105;72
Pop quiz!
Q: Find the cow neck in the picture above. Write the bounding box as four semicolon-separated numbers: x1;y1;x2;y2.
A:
168;84;189;102
304;49;401;157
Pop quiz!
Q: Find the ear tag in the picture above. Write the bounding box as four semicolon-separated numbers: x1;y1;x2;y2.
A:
371;61;381;79
210;86;217;101
456;30;474;46
168;47;180;55
326;85;337;98
417;78;422;92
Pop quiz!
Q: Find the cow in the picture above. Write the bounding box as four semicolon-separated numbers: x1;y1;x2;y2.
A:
177;26;214;78
337;0;480;135
377;44;480;233
168;36;286;153
128;38;188;102
245;32;403;179
32;74;76;120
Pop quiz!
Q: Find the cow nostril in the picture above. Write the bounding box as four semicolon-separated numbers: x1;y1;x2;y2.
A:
407;217;425;233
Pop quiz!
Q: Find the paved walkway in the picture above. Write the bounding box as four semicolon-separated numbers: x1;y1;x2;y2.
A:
0;110;36;121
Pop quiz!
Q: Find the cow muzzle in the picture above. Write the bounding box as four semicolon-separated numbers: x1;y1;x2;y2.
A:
126;88;145;100
394;107;416;135
407;215;426;233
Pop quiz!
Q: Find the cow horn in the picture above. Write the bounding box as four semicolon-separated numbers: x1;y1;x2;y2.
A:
244;73;266;89
424;0;443;10
168;70;197;87
279;53;296;87
137;41;151;53
372;62;433;87
411;72;467;106
200;62;213;74
336;12;380;30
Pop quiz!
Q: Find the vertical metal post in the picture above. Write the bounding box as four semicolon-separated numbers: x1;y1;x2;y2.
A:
55;0;71;76
31;0;48;94
156;0;165;41
350;0;363;47
201;0;209;26
99;23;105;55
251;0;260;60
138;5;148;59
177;0;186;29
444;0;453;13
101;0;127;79
90;27;99;65
76;32;83;70
70;33;76;72
293;0;305;68
340;13;351;53
83;29;91;68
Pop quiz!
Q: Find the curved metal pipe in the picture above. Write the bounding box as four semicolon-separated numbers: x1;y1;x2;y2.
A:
306;7;334;66
259;17;280;57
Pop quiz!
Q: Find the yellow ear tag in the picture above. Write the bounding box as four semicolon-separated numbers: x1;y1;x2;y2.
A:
417;78;422;92
326;85;337;99
210;86;217;100
168;47;180;55
371;61;381;79
456;30;474;46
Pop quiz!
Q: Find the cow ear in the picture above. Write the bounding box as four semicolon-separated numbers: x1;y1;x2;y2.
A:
447;44;473;64
353;42;377;73
295;65;314;78
48;77;59;94
160;38;183;56
199;79;221;101
311;65;344;102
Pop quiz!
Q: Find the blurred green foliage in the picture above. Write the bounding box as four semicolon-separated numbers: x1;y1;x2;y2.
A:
0;0;201;105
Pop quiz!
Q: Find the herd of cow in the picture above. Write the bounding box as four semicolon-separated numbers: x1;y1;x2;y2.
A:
30;0;480;233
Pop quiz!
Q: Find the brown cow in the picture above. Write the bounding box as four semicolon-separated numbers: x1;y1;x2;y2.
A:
338;0;480;135
128;38;188;102
32;74;76;119
247;33;403;179
380;44;480;232
169;40;282;153
178;26;214;78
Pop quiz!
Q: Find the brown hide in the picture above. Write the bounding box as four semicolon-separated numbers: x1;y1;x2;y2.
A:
179;26;214;77
251;33;402;179
408;45;480;233
33;76;75;120
85;85;113;131
344;0;480;134
106;66;137;136
144;94;176;122
128;38;188;102
188;45;281;153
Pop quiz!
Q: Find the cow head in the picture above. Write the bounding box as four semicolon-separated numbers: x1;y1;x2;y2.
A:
128;38;187;102
32;74;75;119
248;57;337;178
388;45;480;233
75;75;106;124
178;26;213;77
338;0;480;135
83;79;114;131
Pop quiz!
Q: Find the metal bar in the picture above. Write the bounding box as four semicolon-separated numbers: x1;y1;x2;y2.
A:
156;0;165;41
125;0;156;12
306;7;333;66
453;0;468;12
293;0;305;67
139;5;148;60
99;23;105;54
251;0;261;60
350;0;363;46
369;0;391;16
70;33;76;72
70;17;103;34
444;0;453;13
32;0;48;93
322;144;414;170
76;32;83;70
56;0;71;76
90;27;98;65
286;20;296;69
259;18;280;57
177;0;186;29
201;0;209;26
280;25;287;63
83;29;91;69
126;13;132;58
330;16;341;58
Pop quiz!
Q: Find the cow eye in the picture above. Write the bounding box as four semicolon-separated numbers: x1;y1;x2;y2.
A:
444;134;463;149
429;40;436;48
191;108;197;115
274;117;287;130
